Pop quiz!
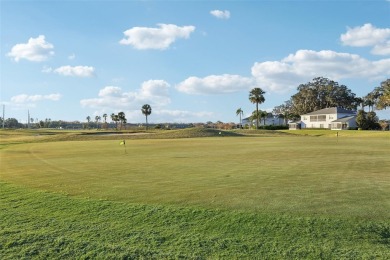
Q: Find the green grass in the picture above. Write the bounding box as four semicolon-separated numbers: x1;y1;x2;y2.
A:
1;182;389;259
1;129;389;258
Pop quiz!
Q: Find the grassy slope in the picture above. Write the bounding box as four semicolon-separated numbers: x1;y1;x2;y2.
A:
1;128;389;258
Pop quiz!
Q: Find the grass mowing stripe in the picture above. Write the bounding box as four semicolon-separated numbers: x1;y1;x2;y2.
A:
1;182;389;259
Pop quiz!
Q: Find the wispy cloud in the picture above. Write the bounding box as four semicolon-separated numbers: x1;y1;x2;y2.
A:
119;23;195;50
210;10;230;19
68;53;76;60
10;93;61;103
7;35;54;62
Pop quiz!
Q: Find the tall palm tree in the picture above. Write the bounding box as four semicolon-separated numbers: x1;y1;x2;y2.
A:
102;113;107;123
236;108;243;129
141;104;152;130
249;88;266;129
86;116;91;123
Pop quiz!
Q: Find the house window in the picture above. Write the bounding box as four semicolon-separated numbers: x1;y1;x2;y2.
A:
310;115;326;122
317;115;326;121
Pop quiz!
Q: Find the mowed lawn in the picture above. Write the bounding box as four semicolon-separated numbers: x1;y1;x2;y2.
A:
1;133;389;218
1;131;390;258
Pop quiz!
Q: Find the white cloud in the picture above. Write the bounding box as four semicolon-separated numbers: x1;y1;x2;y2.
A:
54;65;95;77
80;80;171;112
68;54;76;60
7;35;54;62
340;23;390;55
210;10;230;19
10;93;61;103
251;49;390;92
119;23;195;50
176;74;255;95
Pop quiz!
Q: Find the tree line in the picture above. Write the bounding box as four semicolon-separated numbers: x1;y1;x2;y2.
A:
85;104;152;130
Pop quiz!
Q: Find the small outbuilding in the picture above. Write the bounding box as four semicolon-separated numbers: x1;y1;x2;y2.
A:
288;121;302;130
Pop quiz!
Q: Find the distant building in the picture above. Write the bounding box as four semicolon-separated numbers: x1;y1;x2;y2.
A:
242;114;285;127
289;107;357;130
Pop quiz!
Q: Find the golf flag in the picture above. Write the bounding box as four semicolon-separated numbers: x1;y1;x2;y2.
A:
120;140;127;154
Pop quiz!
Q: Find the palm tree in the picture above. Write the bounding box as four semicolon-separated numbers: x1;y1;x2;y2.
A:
250;110;260;129
118;112;126;130
102;113;107;123
95;115;101;129
236;108;243;129
141;104;152;130
249;88;266;129
86;116;91;123
111;113;119;130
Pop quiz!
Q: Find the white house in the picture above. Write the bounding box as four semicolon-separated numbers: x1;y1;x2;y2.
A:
242;114;285;127
289;107;357;130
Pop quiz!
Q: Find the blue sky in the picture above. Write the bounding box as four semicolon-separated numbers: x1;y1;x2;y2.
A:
1;0;390;124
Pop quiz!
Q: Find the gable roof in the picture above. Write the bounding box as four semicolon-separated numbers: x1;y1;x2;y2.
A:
303;107;356;116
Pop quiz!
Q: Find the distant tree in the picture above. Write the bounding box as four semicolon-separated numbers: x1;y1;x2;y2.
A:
111;113;119;130
356;110;368;130
366;111;379;130
250;110;261;129
249;87;266;129
4;118;22;128
378;120;389;131
374;79;390;110
290;77;358;115
118;112;126;130
236;108;243;128
141;104;152;130
273;100;299;124
95;115;101;129
355;97;365;111
86;116;91;123
44;118;51;128
260;110;268;125
103;113;107;123
273;104;288;125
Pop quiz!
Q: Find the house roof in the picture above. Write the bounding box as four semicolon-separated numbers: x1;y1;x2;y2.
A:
303;107;356;116
331;115;356;123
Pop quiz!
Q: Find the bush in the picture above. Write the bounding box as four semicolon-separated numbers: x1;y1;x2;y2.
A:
257;125;288;130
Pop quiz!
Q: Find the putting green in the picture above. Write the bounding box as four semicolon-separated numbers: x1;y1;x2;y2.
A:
1;136;389;219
